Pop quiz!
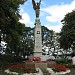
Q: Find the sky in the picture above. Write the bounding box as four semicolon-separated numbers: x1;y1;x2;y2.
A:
19;0;75;32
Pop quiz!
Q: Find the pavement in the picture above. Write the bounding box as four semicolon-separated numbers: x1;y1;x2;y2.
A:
69;68;75;75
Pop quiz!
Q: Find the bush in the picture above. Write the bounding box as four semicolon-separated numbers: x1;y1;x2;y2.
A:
65;63;75;68
0;54;23;69
55;59;68;64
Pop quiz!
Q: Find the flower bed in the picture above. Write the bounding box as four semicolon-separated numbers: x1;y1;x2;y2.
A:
53;64;68;72
5;68;43;75
5;63;37;74
4;57;71;75
32;57;41;61
47;68;70;75
47;64;70;75
5;63;71;75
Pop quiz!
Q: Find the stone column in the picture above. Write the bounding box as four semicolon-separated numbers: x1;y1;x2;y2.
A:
72;56;75;65
34;18;42;57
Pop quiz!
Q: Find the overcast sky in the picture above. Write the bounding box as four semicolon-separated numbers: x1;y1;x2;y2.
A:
19;0;75;32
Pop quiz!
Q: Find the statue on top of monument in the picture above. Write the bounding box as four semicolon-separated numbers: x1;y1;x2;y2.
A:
32;0;41;18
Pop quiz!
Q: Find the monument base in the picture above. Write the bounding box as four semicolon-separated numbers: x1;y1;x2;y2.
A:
33;52;42;57
33;52;47;61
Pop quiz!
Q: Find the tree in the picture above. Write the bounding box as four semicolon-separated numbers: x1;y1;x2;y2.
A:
19;27;34;58
59;10;75;54
42;26;56;55
42;26;54;42
0;0;27;55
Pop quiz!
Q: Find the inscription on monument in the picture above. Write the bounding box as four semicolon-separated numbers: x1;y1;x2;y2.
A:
35;37;41;41
36;46;41;48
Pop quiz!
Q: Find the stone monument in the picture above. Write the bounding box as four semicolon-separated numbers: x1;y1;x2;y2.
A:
32;0;42;57
72;56;75;65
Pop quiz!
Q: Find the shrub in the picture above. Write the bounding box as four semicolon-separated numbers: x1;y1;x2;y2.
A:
52;64;68;72
55;59;68;64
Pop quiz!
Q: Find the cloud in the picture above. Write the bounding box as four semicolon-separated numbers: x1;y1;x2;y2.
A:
19;13;32;27
41;0;75;22
46;16;59;22
46;24;62;33
41;0;75;32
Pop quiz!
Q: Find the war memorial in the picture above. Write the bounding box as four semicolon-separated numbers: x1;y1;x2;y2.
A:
32;0;42;58
2;0;74;75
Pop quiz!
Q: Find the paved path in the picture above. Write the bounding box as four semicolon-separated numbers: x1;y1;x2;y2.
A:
65;68;75;75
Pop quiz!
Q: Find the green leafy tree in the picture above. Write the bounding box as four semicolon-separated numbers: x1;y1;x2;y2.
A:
19;27;34;58
0;0;27;55
59;10;75;55
42;26;56;55
42;26;54;42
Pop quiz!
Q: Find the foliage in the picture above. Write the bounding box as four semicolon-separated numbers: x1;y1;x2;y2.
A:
65;63;75;68
0;54;24;70
59;10;75;51
42;26;54;42
42;26;56;55
0;0;25;35
0;0;28;57
55;59;68;64
19;27;34;58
